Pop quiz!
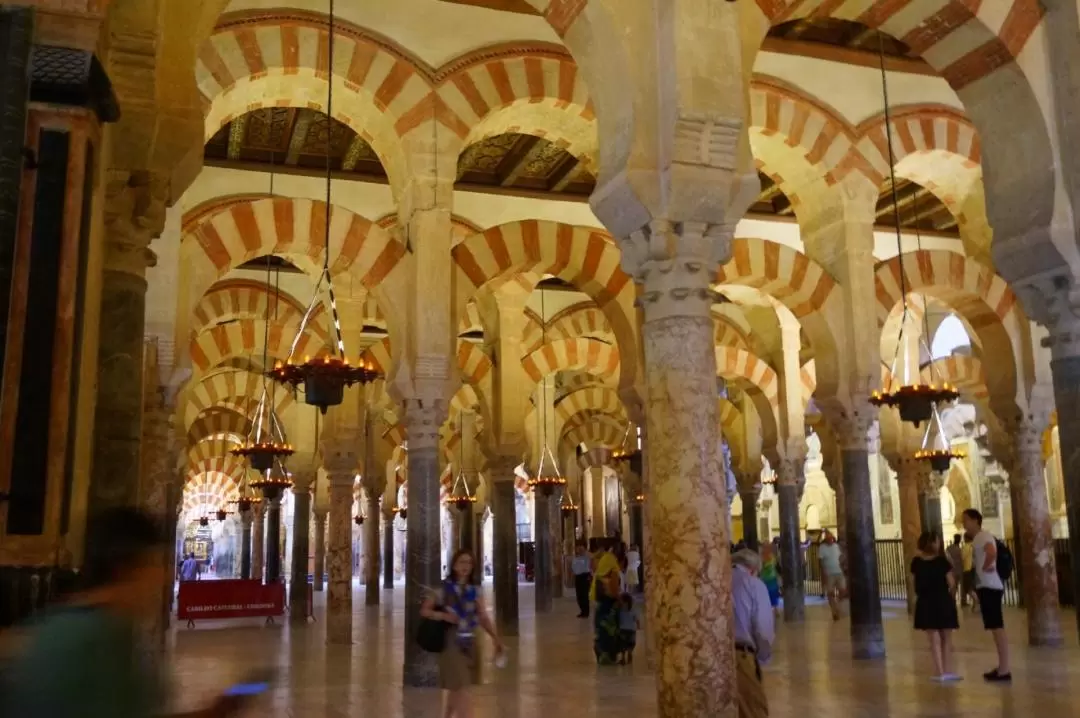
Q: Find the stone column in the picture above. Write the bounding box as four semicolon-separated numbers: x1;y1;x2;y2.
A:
289;475;313;623
919;472;944;539
240;510;253;580
383;508;395;588
263;495;283;584
363;490;382;605
534;489;553;613
88;173;166;515
323;443;358;645
251;501;265;581
312;509;327;591
550;492;565;599
739;486;761;551
490;458;520;636
403;398;446;687
831;400;884;659
627;221;737;715
776;456;804;622
892;456;927;615
1005;410;1064;646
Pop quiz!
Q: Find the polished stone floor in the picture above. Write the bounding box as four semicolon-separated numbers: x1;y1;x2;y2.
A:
169;584;1080;717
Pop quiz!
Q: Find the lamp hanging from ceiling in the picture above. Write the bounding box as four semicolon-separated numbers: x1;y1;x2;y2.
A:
915;403;967;472
447;420;478;512
250;458;294;502
559;485;578;516
611;422;640;468
526;281;567;497
268;0;381;413
866;31;957;426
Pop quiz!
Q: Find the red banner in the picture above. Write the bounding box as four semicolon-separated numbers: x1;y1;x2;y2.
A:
177;579;285;622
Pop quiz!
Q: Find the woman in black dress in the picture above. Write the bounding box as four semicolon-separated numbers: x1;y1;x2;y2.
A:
912;531;961;682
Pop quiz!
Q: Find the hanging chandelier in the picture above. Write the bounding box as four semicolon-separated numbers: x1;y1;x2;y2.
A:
559;489;578;516
865;31;957;427
612;422;640;467
231;495;259;513
447;468;478;512
198;516;210;527
354;514;365;526
267;0;381;413
915;404;966;472
250;459;293;502
216;508;231;522
527;282;567;497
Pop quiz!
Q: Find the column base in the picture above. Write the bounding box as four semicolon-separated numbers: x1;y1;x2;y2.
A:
851;622;886;659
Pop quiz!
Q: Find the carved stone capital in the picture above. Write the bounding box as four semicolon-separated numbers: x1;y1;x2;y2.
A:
825;397;878;452
321;438;360;482
616;220;734;322
1007;270;1080;359
290;470;316;493
485;454;523;482
775;455;805;488
889;455;927;486
404;396;447;452
104;170;167;277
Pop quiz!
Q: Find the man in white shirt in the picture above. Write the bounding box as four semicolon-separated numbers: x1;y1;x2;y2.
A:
961;508;1010;682
570;543;592;618
732;548;775;718
817;530;845;620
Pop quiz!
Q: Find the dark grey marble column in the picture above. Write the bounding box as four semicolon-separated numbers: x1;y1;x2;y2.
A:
312;510;326;591
264;496;283;584
550;494;565;599
491;463;520;636
402;402;444;688
740;489;760;551
776;484;804;622
364;494;381;605
240;511;253;579
1046;348;1080;642
837;408;885;659
289;487;311;623
459;506;475;554
383;510;395;589
0;7;32;378
534;491;553;613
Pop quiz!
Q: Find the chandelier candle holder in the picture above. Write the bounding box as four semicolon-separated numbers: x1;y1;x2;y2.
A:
447;468;478;512
528;445;567;497
230;495;260;513
870;380;959;427
354;514;365;526
560;491;578;516
250;462;294;502
267;0;382;413
632;493;646;504
198;516;209;527
216;508;231;522
915;404;967;473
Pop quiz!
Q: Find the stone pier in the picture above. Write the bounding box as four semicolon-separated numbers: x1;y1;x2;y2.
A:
534;490;553;613
289;474;313;623
491;458;520;637
323;442;357;645
312;509;327;591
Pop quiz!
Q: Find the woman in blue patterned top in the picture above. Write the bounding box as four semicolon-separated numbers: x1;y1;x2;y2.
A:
421;548;504;716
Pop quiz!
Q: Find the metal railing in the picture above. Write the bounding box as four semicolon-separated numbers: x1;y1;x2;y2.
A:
801;538;1074;608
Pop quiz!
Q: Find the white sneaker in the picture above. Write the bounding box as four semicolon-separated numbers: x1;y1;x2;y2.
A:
942;673;963;682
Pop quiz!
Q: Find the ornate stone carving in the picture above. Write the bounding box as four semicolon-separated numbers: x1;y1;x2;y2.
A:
103;170;167;277
321;438;359;482
826;398;877;452
673;114;741;171
404;397;447;452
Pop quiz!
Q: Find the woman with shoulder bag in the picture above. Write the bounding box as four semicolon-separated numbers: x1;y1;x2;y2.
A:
420;549;504;718
591;544;624;665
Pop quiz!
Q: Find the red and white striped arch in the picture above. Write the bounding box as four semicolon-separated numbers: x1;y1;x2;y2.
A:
453;220;636;386
714;346;780;406
716;238;837;318
523;304;613;354
182;369;296;430
560;416;624;455
457;342;494;385
181;197;405;315
182;472;242;522
923;355;989;404
718;397;742;434
198;12;421;190
522;337;620;384
192;280;312;336
433;52;597;168
186;439;245;475
187;407;252;447
189;319;329;379
555;385;626;426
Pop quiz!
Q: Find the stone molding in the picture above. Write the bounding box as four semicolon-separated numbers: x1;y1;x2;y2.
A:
673;114;741;171
403;396;447;452
104;169;166;277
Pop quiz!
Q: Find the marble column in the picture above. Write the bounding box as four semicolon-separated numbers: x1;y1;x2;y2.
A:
634;224;736;717
893;456;926;615
919;473;944;539
1006;411;1064;646
403;399;446;688
88;174;166;515
289;481;312;623
240;510;253;580
834;401;884;659
491;460;520;636
251;502;265;581
550;493;565;599
312;509;327;591
534;490;553;613
264;496;283;584
739;487;760;551
383;509;395;588
363;492;381;605
325;470;355;644
776;456;804;622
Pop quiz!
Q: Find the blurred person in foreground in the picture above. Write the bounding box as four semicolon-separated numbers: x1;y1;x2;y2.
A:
5;507;252;718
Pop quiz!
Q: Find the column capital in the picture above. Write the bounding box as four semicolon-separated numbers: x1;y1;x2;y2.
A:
738;483;762;500
775;454;805;488
824;397;878;452
290;470;317;493
104;170;167;277
403;396;448;452
322;438;359;483
485;454;522;482
888;454;930;485
1010;270;1080;359
313;507;329;521
618;220;735;322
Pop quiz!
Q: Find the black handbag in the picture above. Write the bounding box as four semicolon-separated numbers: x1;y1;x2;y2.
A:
417;606;451;653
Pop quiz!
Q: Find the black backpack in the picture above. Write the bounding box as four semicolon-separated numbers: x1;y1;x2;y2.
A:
416;613;449;653
995;539;1014;583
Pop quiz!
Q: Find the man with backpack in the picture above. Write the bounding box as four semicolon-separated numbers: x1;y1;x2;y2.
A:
961;508;1012;682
